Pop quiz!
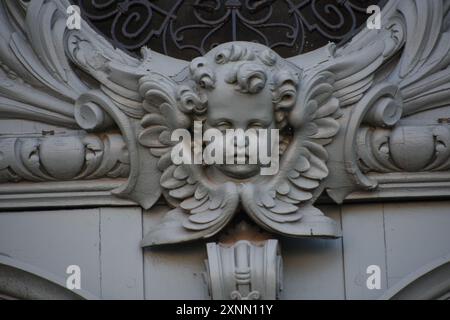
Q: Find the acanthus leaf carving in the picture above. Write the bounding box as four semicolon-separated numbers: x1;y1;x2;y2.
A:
0;132;129;183
358;124;450;174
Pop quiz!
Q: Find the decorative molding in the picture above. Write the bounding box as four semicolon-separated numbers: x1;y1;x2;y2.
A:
0;132;129;183
358;125;450;174
380;254;450;300
0;179;134;209
0;255;97;300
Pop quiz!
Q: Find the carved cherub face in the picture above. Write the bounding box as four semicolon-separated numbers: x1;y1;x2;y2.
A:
181;44;299;179
204;64;276;179
138;43;344;246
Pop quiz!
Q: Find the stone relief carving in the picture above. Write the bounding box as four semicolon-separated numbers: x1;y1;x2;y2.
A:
0;0;449;246
205;239;282;300
203;221;283;300
0;132;129;183
137;41;349;245
358;125;450;173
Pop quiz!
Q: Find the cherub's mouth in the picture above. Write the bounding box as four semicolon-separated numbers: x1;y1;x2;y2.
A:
233;154;250;163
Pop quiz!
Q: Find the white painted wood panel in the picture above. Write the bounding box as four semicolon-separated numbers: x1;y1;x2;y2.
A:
0;201;449;300
100;207;144;299
0;209;101;297
341;203;388;299
383;201;450;288
281;206;345;299
143;205;209;299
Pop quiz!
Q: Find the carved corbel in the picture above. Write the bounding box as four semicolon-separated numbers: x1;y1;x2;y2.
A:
203;222;283;300
204;239;282;300
203;223;283;302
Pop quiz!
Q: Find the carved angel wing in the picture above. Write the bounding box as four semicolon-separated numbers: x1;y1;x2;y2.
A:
241;38;390;238
137;73;240;246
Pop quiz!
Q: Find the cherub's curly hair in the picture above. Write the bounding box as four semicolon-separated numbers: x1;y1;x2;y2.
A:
178;44;301;130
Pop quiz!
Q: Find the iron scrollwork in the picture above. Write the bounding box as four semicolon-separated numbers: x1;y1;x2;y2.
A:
74;0;384;59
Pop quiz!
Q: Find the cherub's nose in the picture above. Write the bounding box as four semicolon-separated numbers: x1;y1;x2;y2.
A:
233;133;249;148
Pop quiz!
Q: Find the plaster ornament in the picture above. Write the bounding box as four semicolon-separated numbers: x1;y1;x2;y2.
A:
138;42;353;245
0;0;449;245
204;239;282;300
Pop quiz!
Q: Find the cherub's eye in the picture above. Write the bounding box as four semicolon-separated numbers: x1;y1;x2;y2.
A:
216;121;232;131
248;122;265;129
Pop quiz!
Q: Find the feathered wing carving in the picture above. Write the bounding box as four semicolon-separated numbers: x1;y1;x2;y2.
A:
241;39;388;237
140;178;239;246
137;74;239;245
136;38;390;243
241;70;340;237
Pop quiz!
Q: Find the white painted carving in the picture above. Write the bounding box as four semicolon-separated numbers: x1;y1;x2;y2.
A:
0;0;449;246
0;132;128;183
204;239;282;300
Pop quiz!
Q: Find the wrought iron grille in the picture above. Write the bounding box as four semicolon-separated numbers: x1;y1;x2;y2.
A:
74;0;385;60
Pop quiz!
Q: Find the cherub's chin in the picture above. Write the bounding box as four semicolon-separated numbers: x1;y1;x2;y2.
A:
217;164;260;179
